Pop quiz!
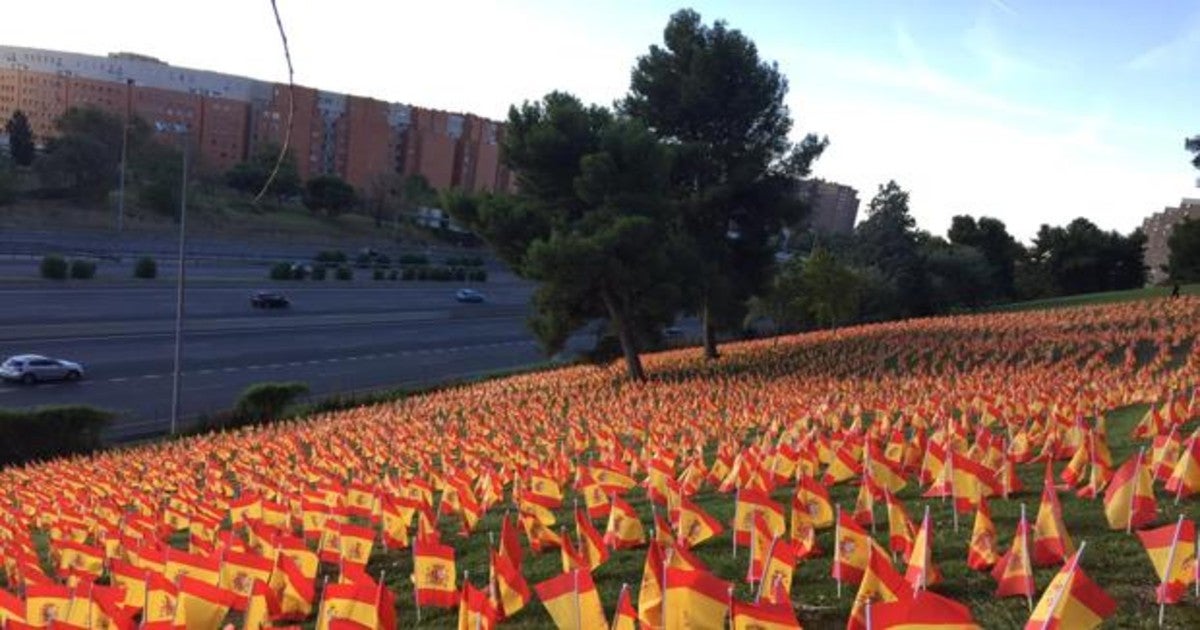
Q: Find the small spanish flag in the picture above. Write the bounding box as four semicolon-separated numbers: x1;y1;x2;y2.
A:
413;537;457;608
663;567;731;630
533;569;608;630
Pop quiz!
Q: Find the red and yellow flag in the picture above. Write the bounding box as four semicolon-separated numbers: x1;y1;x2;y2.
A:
533;569;608;630
731;598;802;630
491;548;531;618
1025;548;1116;630
833;510;872;585
967;500;998;571
663;567;731;630
1136;518;1196;604
1103;451;1157;531
412;538;457;608
677;497;723;549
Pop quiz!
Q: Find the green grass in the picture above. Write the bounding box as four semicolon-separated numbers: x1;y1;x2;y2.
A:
987;284;1200;313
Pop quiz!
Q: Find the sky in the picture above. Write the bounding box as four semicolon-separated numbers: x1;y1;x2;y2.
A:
9;0;1200;241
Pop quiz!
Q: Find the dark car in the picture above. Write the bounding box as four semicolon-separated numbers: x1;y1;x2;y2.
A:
251;291;290;308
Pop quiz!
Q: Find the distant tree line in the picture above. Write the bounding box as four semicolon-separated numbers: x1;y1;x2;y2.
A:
0;105;442;229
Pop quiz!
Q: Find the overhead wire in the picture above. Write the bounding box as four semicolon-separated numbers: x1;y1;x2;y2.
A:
254;0;295;204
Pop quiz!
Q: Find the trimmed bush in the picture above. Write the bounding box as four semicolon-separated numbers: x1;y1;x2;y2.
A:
401;267;416;281
470;269;488;282
40;255;68;280
133;257;157;279
311;266;327;280
232;382;309;427
372;268;385;281
269;262;292;280
398;254;429;265
69;259;97;279
335;266;353;281
314;250;347;265
0;406;113;467
388;269;399;281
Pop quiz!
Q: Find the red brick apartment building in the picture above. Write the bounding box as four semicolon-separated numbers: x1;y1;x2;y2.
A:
0;46;511;193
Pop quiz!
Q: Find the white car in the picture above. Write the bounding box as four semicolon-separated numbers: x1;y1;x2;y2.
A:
0;354;85;384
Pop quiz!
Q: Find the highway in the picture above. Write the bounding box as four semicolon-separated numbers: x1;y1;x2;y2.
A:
0;278;555;440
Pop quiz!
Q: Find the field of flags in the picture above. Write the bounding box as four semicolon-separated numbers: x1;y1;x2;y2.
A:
1;295;1200;629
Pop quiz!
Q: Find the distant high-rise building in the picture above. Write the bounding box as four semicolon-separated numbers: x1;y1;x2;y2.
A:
0;45;512;193
798;179;859;235
1142;198;1200;284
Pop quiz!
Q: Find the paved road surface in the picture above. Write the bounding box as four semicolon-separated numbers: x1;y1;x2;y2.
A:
0;282;557;440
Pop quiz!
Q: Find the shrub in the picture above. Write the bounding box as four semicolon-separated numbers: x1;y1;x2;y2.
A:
40;255;68;280
453;267;467;282
314;250;347;265
416;266;429;281
372;269;385;281
290;265;308;280
69;259;97;279
0;406;113;467
335;266;353;281
269;262;292;280
399;254;429;265
388;269;399;280
470;269;488;282
133;257;157;279
232;382;309;427
401;267;416;281
311;265;327;280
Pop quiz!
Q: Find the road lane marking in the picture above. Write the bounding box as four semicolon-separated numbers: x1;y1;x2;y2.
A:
141;374;161;379
109;377;128;382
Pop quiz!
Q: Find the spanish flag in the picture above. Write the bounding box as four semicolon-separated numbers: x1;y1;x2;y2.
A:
1032;475;1074;567
1025;546;1116;630
337;522;376;567
272;553;314;620
759;537;798;605
24;584;71;628
967;500;998;571
413;537;457;608
992;511;1035;600
1;588;26;626
1103;451;1157;531
747;511;775;584
164;550;221;587
574;507;609;570
533;569;608;630
457;581;498;630
242;579;280;630
677;497;723;549
142;571;182;630
604;495;646;550
175;576;237;630
848;542;911;630
638;541;664;629
663;567;731;630
218;549;274;610
731;598;802;630
833;510;872;585
612;584;637;630
733;489;785;546
108;559;148;610
491;548;531;618
1166;437;1200;498
1136;517;1196;604
904;508;942;590
885;489;916;557
498;512;523;565
793;475;834;529
316;581;379;630
866;589;981;629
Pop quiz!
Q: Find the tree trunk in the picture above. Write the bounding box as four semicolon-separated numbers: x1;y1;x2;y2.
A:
702;300;720;360
601;288;646;381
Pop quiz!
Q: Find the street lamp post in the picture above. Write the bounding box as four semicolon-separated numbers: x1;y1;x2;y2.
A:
156;121;189;435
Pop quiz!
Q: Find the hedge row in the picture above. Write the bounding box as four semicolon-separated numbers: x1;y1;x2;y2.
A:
271;263;486;282
0;406;113;467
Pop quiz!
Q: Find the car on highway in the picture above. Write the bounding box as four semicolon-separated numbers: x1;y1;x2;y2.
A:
1;354;85;384
455;288;485;303
251;291;290;308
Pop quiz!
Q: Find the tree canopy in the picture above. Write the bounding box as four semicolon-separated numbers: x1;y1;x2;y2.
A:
35;106;148;201
622;8;826;359
447;92;687;380
303;174;357;216
1167;217;1200;283
225;143;300;200
4;110;34;167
